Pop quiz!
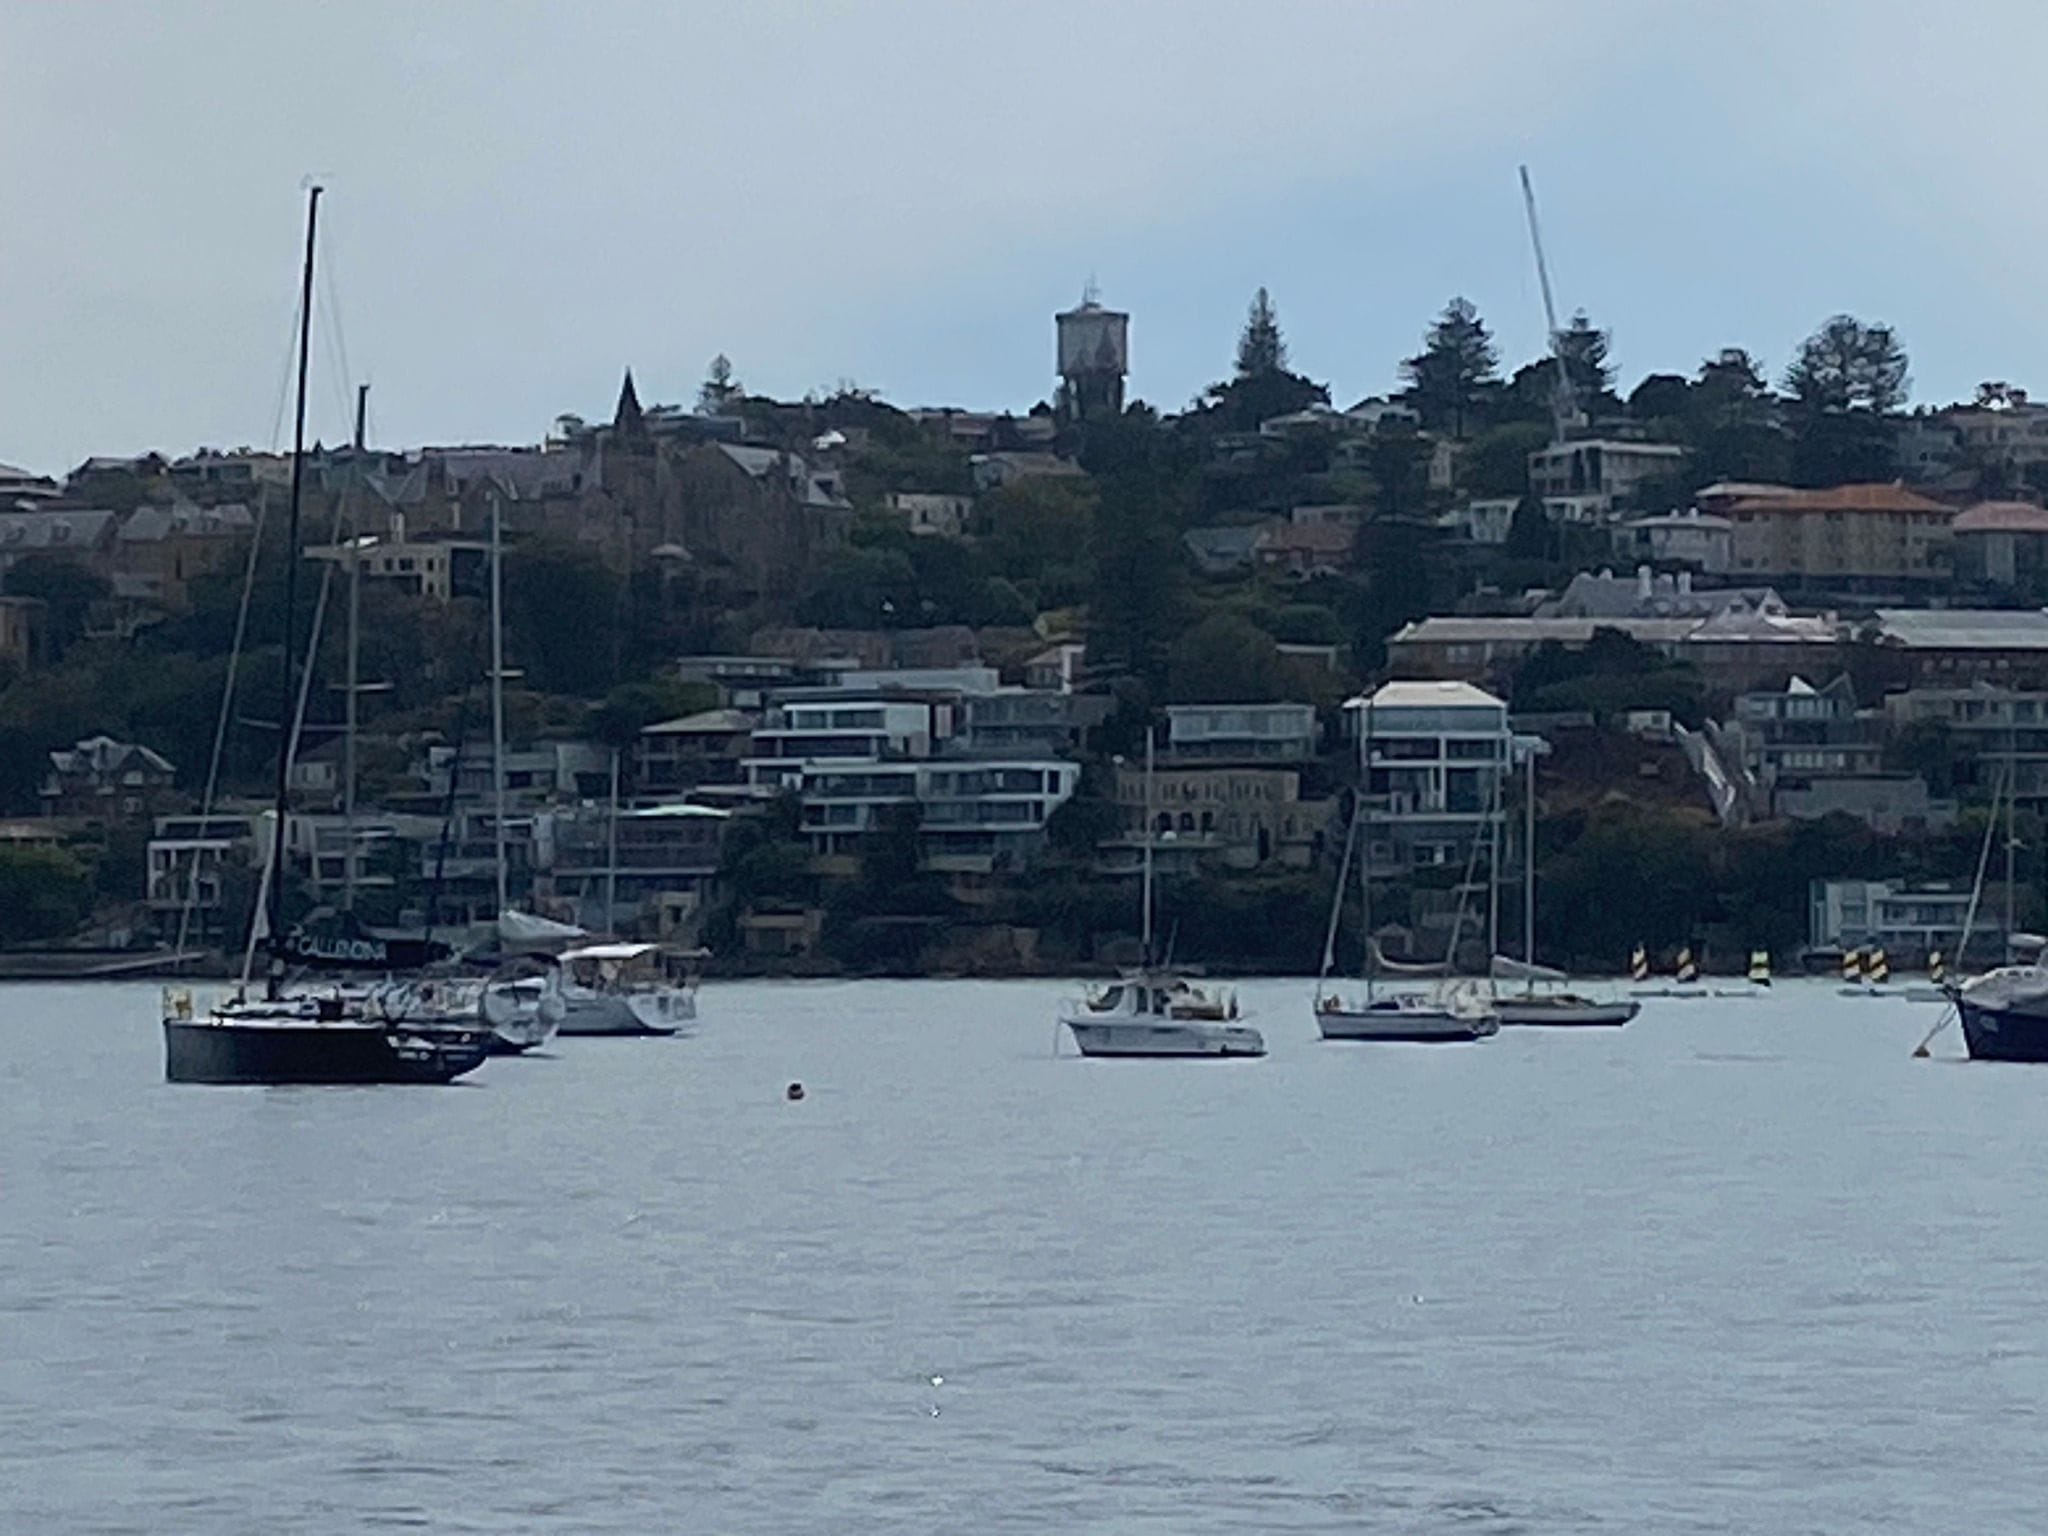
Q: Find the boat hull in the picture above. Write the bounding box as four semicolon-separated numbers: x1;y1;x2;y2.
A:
1493;997;1639;1027
1315;1005;1496;1043
555;991;692;1037
1063;1019;1266;1057
1959;999;2048;1062
163;1017;491;1084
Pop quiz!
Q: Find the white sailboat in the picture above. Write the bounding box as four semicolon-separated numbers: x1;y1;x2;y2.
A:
1488;741;1639;1027
1058;729;1264;1058
1313;699;1497;1043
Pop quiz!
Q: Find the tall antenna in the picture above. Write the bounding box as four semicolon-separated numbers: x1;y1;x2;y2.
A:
1519;164;1577;442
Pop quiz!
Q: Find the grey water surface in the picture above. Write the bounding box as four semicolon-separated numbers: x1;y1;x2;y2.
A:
4;979;2043;1533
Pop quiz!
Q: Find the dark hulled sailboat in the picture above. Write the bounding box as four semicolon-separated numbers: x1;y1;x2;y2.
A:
161;186;488;1086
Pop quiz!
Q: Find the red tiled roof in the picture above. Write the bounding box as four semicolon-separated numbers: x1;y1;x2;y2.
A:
1952;500;2048;534
1728;483;1954;515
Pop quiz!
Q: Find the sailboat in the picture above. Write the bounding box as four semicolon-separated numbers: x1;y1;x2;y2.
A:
1313;701;1496;1043
1941;760;2048;1058
1058;729;1264;1058
161;187;490;1085
1486;740;1638;1027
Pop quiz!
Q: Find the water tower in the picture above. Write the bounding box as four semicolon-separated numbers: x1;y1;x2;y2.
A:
1056;285;1128;423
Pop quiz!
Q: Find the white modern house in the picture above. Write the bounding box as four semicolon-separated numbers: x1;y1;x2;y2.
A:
1342;681;1523;869
1164;702;1317;763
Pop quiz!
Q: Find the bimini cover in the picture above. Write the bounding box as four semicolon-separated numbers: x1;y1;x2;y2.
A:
497;909;587;948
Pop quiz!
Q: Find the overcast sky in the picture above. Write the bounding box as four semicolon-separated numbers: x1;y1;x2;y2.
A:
4;1;2045;474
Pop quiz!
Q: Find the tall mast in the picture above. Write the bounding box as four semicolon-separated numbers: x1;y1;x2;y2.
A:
605;747;621;933
342;382;366;912
1360;696;1374;1001
1523;741;1537;964
1141;725;1155;965
264;184;321;996
2006;723;2018;954
490;490;509;917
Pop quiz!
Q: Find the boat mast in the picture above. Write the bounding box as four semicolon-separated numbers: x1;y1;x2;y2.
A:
490;490;509;917
1523;741;1537;963
1141;725;1155;967
1360;696;1374;1002
605;746;621;932
264;183;321;999
343;382;366;912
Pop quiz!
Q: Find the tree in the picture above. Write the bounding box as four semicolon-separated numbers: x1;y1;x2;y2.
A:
1401;297;1499;439
3;555;110;660
1555;310;1615;413
0;845;93;946
698;353;742;414
1087;462;1187;693
1236;287;1287;377
1165;612;1295;704
1784;315;1909;416
1628;373;1692;425
1461;422;1551;499
502;539;623;696
1504;495;1554;561
1360;425;1431;520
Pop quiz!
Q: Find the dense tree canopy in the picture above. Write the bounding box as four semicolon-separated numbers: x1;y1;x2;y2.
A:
1401;297;1499;439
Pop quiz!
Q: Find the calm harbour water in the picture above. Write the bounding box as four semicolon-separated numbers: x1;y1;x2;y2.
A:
4;978;2045;1533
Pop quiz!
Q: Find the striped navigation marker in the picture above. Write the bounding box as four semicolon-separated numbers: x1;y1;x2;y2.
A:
1929;950;1947;984
1675;946;1699;985
1842;947;1863;984
1630;943;1649;983
1747;949;1772;986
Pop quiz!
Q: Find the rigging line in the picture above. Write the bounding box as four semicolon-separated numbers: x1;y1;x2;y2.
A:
319;253;356;440
268;290;303;453
175;483;272;956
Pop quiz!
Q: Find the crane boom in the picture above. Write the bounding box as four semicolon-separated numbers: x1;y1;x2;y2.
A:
1519;164;1577;440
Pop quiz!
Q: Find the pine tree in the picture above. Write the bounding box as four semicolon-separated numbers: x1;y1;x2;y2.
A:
1235;287;1287;378
1401;297;1499;439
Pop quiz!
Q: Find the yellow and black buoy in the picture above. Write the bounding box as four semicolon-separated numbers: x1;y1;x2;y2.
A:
1842;947;1864;985
1868;946;1891;986
1747;948;1772;987
1630;943;1650;983
1928;950;1947;985
1675;946;1699;985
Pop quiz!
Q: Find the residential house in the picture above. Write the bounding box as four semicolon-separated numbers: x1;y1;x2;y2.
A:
0;460;60;503
953;689;1090;758
1442;497;1519;546
1536;567;1784;621
420;739;613;806
636;709;754;795
1344;681;1521;872
796;758;1079;874
42;735;177;820
1884;683;2048;810
547;802;729;936
1613;508;1735;574
1724;676;1945;832
1528;438;1688;515
1809;878;1997;966
1106;763;1325;872
146;811;261;942
1873;608;2048;692
1252;521;1352;578
969;451;1086;493
1387;611;1843;695
1725;483;1955;593
1950;501;2048;597
1024;642;1086;693
0;507;118;583
884;491;973;538
1164;703;1317;763
1183;522;1272;576
112;502;255;609
304;518;489;601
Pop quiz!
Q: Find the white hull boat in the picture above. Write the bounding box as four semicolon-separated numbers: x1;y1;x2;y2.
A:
1061;975;1265;1058
1315;990;1498;1043
1487;955;1638;1027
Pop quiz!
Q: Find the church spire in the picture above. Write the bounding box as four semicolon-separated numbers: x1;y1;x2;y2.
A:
613;368;646;437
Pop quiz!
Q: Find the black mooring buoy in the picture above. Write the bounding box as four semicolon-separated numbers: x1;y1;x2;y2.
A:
786;1081;805;1102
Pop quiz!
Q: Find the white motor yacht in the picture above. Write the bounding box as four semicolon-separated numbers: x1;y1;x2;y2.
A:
1061;972;1265;1057
547;942;700;1036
